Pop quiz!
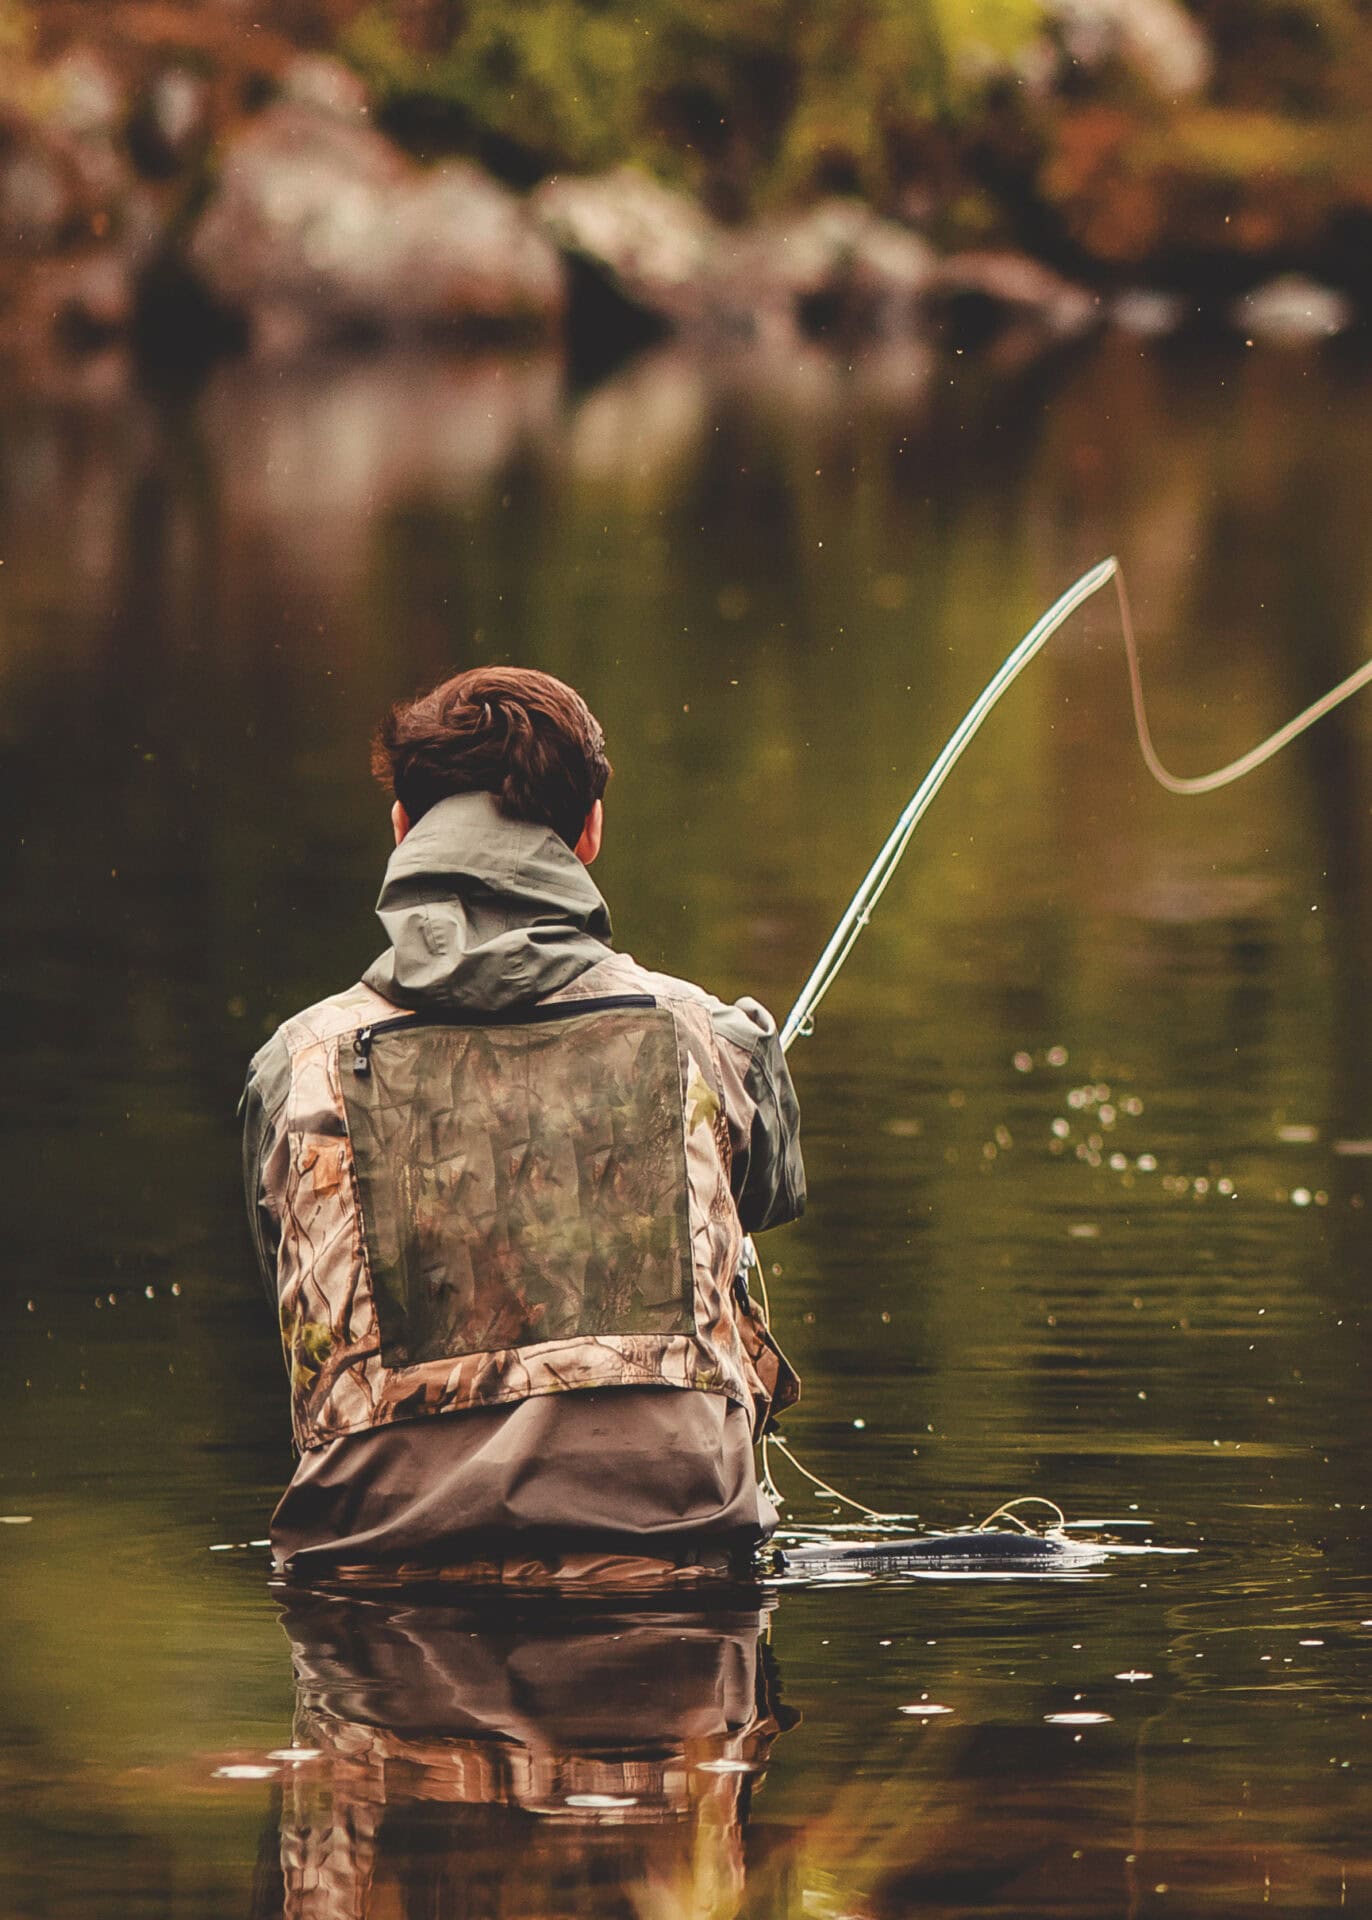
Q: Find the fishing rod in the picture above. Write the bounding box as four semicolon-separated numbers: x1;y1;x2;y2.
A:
780;557;1372;1053
779;556;1118;1053
755;553;1372;1530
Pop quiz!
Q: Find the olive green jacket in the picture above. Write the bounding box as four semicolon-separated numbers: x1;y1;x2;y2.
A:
240;793;805;1447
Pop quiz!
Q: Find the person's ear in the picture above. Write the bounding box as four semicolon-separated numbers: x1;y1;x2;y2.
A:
391;799;410;846
574;798;603;866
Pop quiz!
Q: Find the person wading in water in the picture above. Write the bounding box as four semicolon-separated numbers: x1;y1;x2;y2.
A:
241;668;804;1588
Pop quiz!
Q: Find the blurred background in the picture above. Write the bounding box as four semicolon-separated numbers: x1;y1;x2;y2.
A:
5;4;1372;1918
4;0;1372;378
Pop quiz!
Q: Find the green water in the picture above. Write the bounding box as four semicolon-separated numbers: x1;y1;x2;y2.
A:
3;332;1372;1916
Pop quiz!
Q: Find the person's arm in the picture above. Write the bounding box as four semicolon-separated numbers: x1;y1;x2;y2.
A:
711;996;806;1232
238;1032;292;1312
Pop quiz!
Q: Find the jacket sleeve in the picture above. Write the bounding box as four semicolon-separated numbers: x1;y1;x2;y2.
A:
238;1031;292;1312
710;996;806;1233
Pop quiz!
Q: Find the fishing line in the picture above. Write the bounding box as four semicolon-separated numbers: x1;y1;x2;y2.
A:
1113;565;1372;795
781;556;1372;1051
976;1495;1067;1534
765;1434;899;1521
758;553;1372;1525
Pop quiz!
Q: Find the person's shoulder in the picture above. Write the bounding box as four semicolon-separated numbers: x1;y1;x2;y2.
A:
247;981;400;1080
573;952;779;1057
571;948;712;1010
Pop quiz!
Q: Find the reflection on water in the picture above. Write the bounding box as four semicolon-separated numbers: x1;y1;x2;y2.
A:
252;1596;790;1920
5;331;1372;1915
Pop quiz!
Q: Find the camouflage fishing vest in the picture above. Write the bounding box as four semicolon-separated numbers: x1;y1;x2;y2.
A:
274;957;796;1452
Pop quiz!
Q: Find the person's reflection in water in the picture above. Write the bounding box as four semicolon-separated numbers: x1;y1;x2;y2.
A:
252;1589;796;1920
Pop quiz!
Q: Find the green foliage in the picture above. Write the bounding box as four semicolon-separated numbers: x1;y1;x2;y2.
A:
347;0;646;173
341;0;1046;209
928;0;1046;81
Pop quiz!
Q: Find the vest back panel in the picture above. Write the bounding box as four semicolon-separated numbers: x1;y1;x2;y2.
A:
341;1007;695;1368
275;971;775;1452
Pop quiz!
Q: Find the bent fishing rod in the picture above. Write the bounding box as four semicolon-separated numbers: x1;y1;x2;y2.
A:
751;554;1372;1524
778;554;1372;1054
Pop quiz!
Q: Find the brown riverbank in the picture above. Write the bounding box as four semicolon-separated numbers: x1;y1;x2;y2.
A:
2;0;1367;389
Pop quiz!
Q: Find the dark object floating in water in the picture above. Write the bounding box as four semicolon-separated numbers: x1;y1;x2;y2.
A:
767;1529;1101;1577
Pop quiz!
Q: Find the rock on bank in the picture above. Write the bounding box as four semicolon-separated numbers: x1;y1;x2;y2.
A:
187;87;564;353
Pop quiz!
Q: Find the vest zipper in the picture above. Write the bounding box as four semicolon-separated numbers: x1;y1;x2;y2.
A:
351;993;659;1075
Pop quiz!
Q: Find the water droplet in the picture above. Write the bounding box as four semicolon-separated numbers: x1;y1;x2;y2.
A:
1068;1223;1100;1239
695;1759;754;1773
900;1704;953;1716
1045;1712;1113;1725
566;1793;638;1808
1136;1154;1158;1172
1012;1051;1033;1073
1277;1124;1318;1143
267;1748;321;1762
1115;1670;1153;1682
1109;1153;1128;1171
214;1765;278;1780
1052;1118;1070;1139
1047;1046;1069;1067
1291;1188;1313;1208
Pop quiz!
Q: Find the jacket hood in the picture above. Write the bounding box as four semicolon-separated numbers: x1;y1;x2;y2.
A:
362;791;613;1012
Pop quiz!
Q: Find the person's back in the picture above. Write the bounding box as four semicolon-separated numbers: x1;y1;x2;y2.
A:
241;668;804;1588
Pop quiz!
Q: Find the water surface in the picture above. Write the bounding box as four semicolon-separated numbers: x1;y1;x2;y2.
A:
3;332;1372;1916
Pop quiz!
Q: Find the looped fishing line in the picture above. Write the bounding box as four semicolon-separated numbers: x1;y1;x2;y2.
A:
976;1495;1067;1535
762;555;1372;1527
1114;566;1372;796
